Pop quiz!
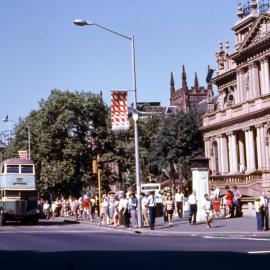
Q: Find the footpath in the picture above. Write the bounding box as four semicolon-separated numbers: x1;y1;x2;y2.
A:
56;215;270;236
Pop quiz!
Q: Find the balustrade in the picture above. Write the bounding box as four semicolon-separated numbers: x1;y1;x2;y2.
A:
209;171;262;186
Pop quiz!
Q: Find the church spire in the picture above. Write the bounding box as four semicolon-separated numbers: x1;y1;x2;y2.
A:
170;72;175;96
182;65;188;90
194;72;199;88
170;72;175;90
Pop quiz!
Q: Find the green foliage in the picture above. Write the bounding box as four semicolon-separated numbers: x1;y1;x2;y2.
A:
5;89;107;197
4;90;203;195
99;115;162;190
147;112;203;185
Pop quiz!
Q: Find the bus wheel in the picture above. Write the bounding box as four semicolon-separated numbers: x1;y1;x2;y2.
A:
0;213;5;226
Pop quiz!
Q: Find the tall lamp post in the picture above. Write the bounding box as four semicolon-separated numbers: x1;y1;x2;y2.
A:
74;19;142;227
0;130;11;163
2;118;31;160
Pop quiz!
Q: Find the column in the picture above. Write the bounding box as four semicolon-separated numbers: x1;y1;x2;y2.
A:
204;139;209;158
236;70;241;103
231;132;239;173
260;60;266;95
251;62;260;98
248;65;253;100
244;128;251;171
240;70;247;102
261;125;267;169
217;136;223;174
256;125;262;170
219;135;229;174
266;134;270;170
227;133;233;173
205;138;213;172
249;128;256;171
239;132;245;168
263;58;270;94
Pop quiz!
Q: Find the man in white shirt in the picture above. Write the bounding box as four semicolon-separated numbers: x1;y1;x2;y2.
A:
188;190;198;225
202;194;213;228
147;191;156;230
175;189;184;219
260;191;269;231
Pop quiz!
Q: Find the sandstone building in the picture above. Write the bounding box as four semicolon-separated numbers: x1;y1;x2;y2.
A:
202;0;270;196
170;66;208;113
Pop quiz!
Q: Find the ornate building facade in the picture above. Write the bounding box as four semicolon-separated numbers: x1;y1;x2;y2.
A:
202;0;270;196
170;66;208;113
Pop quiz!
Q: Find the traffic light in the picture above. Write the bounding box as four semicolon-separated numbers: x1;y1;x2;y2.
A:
97;160;103;170
92;159;98;174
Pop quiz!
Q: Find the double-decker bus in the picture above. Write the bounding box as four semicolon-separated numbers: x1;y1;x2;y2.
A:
0;158;39;225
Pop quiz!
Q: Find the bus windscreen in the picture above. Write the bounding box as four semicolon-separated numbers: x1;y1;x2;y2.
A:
21;165;33;174
6;165;19;173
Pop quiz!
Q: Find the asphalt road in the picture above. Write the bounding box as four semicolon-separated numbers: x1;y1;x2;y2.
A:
0;220;270;270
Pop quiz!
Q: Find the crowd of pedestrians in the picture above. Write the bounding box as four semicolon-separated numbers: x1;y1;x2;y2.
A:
39;195;98;222
38;185;269;231
99;191;157;230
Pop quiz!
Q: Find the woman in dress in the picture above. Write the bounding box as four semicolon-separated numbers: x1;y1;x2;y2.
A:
165;194;174;227
113;196;120;227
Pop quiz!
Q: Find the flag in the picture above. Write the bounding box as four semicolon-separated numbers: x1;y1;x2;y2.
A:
18;150;28;159
206;68;215;83
3;114;8;122
111;90;129;131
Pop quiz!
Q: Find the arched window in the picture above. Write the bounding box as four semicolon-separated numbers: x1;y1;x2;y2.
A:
267;129;270;169
224;92;235;108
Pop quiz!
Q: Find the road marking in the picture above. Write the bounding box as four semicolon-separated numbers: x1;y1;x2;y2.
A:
203;236;270;241
248;251;270;254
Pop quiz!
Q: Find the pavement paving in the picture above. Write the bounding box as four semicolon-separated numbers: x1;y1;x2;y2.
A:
57;215;270;236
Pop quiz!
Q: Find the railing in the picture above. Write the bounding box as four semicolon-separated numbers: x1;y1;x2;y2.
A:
209;171;262;186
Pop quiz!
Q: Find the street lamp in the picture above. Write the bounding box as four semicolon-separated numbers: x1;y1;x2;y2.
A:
0;130;11;163
2;118;31;160
74;19;142;227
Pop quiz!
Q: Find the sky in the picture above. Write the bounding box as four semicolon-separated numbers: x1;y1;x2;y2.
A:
0;0;238;131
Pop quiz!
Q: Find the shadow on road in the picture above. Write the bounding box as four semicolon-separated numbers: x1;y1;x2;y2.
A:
0;250;269;270
4;219;78;227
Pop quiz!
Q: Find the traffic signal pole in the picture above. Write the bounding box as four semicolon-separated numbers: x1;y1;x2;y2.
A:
97;155;102;223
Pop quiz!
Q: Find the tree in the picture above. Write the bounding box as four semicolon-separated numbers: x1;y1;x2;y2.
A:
147;112;203;191
99;114;162;190
5;89;107;197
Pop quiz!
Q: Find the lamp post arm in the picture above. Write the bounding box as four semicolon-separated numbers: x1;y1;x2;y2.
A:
93;23;132;41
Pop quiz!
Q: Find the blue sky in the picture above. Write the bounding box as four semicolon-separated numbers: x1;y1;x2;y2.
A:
0;0;238;130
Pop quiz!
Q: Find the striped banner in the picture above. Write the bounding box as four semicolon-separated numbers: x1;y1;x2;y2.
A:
111;90;129;131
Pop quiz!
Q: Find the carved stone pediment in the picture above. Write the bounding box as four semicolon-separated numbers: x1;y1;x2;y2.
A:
240;14;270;51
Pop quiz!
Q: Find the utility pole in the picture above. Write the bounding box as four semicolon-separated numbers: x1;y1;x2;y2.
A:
92;154;102;221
